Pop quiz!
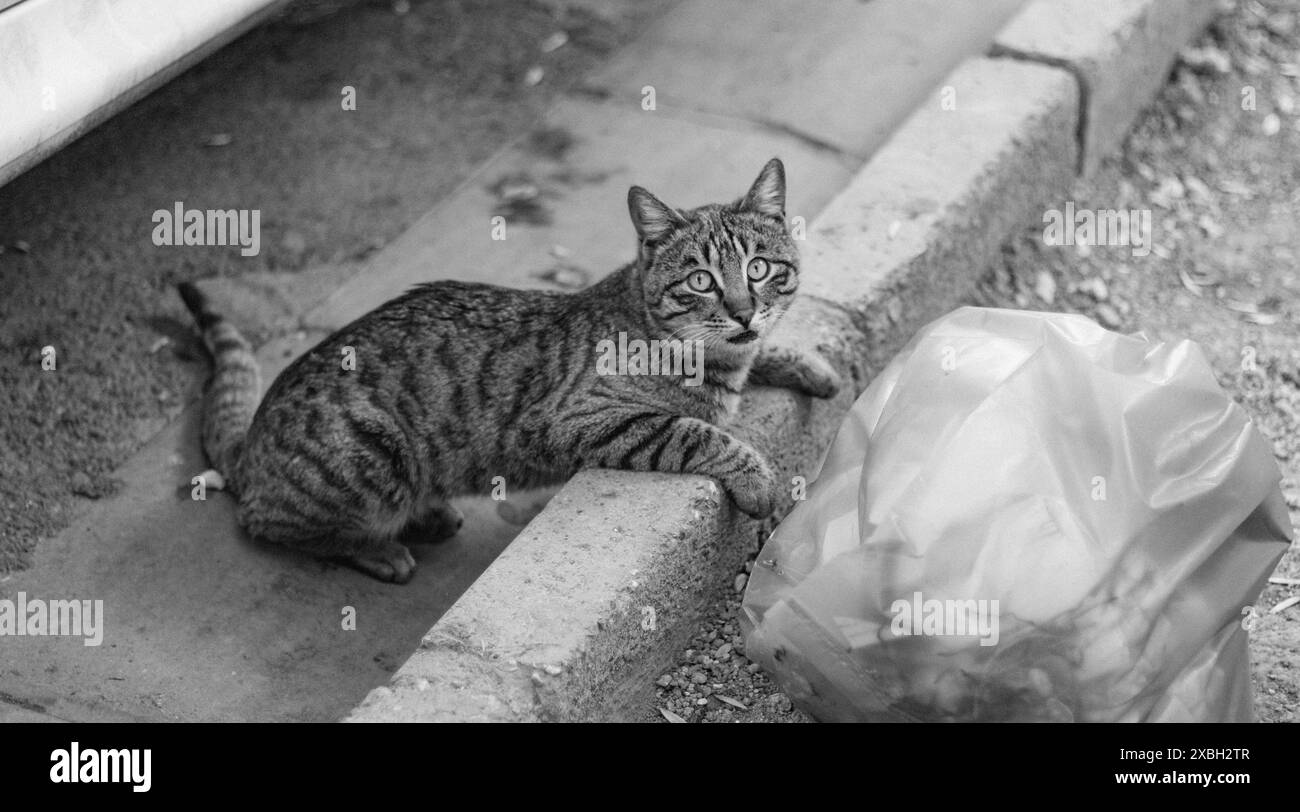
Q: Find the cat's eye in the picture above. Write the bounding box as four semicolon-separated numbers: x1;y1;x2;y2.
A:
686;270;715;292
746;258;771;282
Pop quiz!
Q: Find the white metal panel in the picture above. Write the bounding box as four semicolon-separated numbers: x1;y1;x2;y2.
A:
0;0;286;187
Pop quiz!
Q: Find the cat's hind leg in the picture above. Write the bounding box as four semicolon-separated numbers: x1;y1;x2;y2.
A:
346;539;417;583
240;501;419;584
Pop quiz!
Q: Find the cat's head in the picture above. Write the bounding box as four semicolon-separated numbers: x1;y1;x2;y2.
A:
627;158;798;365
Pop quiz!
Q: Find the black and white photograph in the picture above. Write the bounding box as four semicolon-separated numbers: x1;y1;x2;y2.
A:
0;0;1296;787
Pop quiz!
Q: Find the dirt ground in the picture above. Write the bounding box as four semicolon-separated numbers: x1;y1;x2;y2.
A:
654;0;1300;723
0;0;667;571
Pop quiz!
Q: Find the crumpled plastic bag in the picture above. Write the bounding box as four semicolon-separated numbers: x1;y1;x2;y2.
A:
742;307;1291;722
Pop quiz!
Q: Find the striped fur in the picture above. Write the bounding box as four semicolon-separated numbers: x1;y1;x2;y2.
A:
178;158;839;583
177;282;261;482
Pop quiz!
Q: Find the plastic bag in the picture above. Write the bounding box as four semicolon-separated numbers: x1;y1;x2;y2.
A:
742;307;1291;722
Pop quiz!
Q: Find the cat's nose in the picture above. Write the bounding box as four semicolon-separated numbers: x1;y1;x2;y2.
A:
731;308;754;328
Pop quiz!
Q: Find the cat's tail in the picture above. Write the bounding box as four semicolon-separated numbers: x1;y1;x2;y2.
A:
177;282;261;493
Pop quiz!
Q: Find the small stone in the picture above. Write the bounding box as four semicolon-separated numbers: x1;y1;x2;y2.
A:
733;573;748;593
70;471;93;496
524;66;545;87
690;671;707;684
656;674;673;688
281;230;308;259
12;240;30;254
1151;176;1185;208
541;31;569;53
204;133;233;147
1182;176;1213;203
1180;45;1231;75
1034;270;1057;304
543;663;562;676
1095;303;1122;329
715;643;733;659
1078;277;1108;302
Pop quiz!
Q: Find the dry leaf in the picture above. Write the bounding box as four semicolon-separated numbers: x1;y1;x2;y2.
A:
1177;267;1204;295
1222;299;1259;314
658;707;687;723
1243;311;1281;325
1269;595;1300;614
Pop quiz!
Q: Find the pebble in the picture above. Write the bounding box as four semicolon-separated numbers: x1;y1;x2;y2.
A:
656;674;673;687
1180;45;1232;75
1034;270;1057;304
690;671;707;685
281;230;308;260
733;573;748;593
541;31;569;53
70;471;93;496
1077;277;1109;302
1095;303;1122;329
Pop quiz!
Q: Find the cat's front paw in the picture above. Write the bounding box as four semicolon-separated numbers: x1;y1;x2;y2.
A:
793;354;842;399
721;451;780;519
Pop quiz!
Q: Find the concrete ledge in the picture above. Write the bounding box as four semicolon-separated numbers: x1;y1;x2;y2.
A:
346;55;1082;722
991;0;1219;176
800;58;1078;376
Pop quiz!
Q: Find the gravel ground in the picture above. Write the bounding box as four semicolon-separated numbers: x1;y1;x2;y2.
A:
654;0;1299;723
0;0;665;571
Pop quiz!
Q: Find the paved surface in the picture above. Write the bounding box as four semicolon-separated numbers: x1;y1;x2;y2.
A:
0;0;659;722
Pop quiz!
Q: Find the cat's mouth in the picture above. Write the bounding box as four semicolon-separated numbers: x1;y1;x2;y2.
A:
726;330;759;344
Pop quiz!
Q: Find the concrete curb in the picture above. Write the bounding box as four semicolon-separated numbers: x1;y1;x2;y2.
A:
345;0;1216;722
991;0;1219;176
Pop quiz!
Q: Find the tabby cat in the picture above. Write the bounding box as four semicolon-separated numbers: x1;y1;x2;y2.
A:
178;158;839;583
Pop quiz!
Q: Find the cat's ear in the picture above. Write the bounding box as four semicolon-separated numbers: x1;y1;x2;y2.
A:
738;158;786;218
628;186;684;245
